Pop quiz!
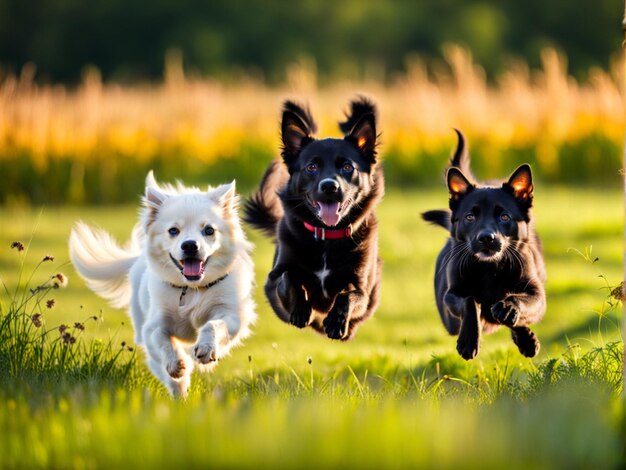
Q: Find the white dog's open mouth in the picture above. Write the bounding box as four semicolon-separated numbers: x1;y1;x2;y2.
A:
169;254;208;281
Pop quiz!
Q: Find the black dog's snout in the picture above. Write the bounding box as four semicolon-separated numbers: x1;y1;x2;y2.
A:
319;179;340;194
477;231;497;246
181;240;199;254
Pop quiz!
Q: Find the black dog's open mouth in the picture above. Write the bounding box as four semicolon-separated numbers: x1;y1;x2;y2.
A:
169;254;208;281
312;200;344;227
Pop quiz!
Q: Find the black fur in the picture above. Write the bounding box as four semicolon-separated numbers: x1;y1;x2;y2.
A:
421;130;546;359
245;97;384;340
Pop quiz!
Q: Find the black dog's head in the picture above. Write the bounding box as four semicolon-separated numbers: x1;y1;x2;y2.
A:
279;98;379;228
447;164;534;262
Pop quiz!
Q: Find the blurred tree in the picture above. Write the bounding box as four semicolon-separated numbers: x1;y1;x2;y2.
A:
0;0;621;83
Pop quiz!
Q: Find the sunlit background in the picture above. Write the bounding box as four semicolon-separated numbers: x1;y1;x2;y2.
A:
0;1;623;468
0;0;623;204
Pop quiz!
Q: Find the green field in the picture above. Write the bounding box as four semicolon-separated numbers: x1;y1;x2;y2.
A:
0;187;623;468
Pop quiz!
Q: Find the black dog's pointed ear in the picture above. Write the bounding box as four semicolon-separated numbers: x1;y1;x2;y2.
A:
341;97;378;161
281;101;316;164
447;167;473;200
504;164;533;201
347;114;376;152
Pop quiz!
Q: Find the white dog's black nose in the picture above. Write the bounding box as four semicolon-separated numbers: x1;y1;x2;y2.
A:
181;240;199;254
319;178;339;194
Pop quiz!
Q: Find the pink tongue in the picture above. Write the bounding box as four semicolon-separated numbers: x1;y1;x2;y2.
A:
317;202;340;227
183;259;204;277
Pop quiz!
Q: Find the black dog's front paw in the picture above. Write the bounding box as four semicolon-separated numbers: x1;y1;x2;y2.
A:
324;295;351;340
491;300;519;327
290;304;313;328
511;327;540;358
323;313;349;340
277;273;312;328
456;335;480;360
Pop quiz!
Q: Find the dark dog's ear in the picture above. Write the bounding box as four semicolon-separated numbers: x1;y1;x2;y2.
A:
504;164;533;201
281;101;316;165
341;98;378;161
447;167;473;201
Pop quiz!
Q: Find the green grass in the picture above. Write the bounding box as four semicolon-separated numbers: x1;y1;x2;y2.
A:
0;187;623;468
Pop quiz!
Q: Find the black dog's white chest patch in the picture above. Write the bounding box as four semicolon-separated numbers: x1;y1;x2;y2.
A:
315;253;332;298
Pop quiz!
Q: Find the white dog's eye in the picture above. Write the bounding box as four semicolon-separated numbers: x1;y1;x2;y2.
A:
202;226;215;236
168;227;180;237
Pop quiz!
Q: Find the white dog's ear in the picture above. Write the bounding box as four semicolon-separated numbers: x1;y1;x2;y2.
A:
142;171;168;228
211;180;237;217
144;171;168;208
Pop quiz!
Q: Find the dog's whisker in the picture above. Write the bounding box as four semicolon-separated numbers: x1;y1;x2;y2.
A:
435;243;467;276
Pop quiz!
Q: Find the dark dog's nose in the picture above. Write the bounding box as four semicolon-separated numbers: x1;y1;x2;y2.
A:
181;240;199;254
319;179;339;194
477;231;496;246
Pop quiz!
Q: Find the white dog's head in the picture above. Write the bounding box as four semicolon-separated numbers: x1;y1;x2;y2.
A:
141;171;242;287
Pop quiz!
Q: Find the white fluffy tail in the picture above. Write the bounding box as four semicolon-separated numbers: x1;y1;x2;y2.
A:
69;222;141;308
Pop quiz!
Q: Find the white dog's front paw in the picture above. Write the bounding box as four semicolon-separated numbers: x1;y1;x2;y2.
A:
165;357;187;379
192;342;218;364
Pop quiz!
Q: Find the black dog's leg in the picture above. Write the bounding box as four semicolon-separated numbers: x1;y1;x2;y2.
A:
265;270;312;328
323;294;351;340
510;326;540;357
323;289;369;340
491;280;546;327
444;291;466;318
456;297;481;360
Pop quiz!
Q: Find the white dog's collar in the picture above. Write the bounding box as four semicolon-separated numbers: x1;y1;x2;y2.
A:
170;274;229;306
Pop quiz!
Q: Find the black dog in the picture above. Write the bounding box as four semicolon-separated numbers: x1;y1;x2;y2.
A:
422;130;546;359
244;98;383;340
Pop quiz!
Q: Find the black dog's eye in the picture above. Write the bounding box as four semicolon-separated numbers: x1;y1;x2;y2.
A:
500;213;511;222
305;163;318;174
168;227;180;237
465;213;475;223
202;226;215;236
342;162;354;173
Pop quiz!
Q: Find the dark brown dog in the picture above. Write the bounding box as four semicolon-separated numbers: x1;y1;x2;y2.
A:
423;131;546;359
244;98;383;340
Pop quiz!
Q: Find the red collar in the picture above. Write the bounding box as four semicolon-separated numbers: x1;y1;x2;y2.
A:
303;221;352;240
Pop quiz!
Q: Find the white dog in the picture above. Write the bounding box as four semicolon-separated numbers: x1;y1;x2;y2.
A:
69;172;256;397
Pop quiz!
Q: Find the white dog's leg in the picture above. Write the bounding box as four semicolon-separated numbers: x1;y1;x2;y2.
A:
192;308;241;364
143;321;193;397
147;357;191;398
128;259;148;344
129;295;144;345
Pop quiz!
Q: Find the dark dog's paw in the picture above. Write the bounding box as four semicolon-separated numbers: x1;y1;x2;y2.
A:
324;295;351;340
290;303;313;328
277;273;312;328
456;336;480;360
277;272;296;310
491;300;519;327
323;313;349;340
511;327;540;358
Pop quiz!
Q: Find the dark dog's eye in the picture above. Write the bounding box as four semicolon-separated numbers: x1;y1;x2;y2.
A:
202;226;215;236
305;163;318;174
168;227;180;237
342;162;354;173
465;213;475;222
500;213;511;222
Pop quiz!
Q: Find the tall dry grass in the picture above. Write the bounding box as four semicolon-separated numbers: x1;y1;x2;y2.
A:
0;45;622;203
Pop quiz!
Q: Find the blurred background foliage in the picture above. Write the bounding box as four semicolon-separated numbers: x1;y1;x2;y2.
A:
0;0;621;83
0;0;623;204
